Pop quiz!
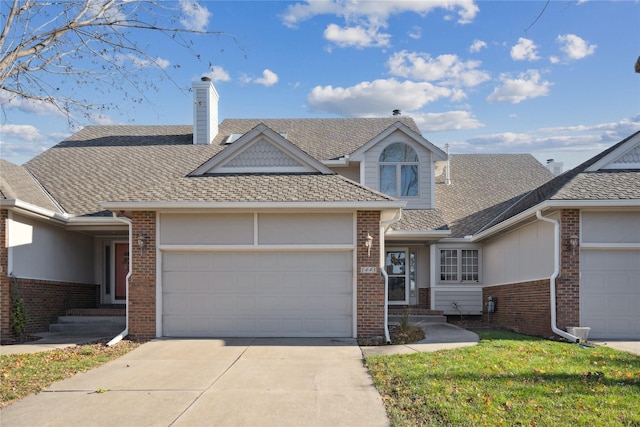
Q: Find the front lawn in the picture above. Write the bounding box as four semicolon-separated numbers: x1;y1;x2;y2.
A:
366;330;640;426
0;340;140;407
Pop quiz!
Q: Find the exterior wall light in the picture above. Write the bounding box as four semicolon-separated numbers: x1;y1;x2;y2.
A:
364;233;373;258
137;234;147;252
568;235;579;254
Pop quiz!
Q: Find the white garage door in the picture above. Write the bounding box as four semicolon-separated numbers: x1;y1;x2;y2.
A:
162;250;353;337
580;250;640;339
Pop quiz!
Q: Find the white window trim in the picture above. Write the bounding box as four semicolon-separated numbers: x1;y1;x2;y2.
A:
438;248;482;284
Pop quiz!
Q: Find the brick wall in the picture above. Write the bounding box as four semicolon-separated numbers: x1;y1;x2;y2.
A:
418;288;430;309
128;211;157;340
356;211;385;338
8;278;99;334
556;209;580;329
1;209;10;338
482;279;553;337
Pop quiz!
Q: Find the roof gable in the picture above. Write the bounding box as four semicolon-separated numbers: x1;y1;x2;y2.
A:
191;124;333;175
349;121;447;162
586;131;640;171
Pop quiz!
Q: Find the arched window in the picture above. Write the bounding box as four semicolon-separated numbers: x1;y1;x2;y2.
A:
379;143;419;197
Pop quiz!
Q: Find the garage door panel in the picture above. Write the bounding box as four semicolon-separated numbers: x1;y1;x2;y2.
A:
581;249;640;339
162;250;353;337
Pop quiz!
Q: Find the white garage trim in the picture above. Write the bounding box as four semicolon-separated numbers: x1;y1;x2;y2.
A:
158;244;355;252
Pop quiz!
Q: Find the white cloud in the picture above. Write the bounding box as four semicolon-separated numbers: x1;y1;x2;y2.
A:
0;90;64;117
253;69;279;87
408;26;422;40
324;23;390;48
179;0;211;32
116;54;170;69
387;51;490;88
556;34;597;60
511;38;540;61
469;39;487;53
282;0;479;27
0;124;43;142
486;70;551;104
203;66;231;82
307;78;452;116
412;111;484;132
281;1;478;49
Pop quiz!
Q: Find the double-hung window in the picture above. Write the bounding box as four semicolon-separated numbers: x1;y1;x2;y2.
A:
440;249;480;282
379;143;419;197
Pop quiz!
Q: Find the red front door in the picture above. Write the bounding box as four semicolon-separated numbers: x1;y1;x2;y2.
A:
115;243;129;300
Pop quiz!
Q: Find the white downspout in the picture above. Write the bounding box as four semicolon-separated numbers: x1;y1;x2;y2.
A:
536;211;580;343
107;213;131;347
380;210;403;344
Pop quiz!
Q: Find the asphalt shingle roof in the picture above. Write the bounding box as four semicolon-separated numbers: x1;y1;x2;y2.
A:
112;174;396;204
392;209;449;232
0;159;63;213
435;154;554;238
482;131;640;231
25;119;417;215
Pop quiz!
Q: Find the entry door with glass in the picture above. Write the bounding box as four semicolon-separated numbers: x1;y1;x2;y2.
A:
385;248;409;304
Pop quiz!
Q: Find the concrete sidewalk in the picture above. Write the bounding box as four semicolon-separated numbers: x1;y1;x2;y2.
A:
361;322;479;357
0;338;389;427
1;332;116;355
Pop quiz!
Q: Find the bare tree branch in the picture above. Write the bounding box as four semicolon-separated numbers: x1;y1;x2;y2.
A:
0;0;235;124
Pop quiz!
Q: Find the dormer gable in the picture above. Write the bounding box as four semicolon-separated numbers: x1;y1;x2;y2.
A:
190;123;334;175
348;121;447;162
586;131;640;171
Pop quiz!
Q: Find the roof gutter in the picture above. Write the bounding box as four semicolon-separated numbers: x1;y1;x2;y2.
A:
471;199;640;243
107;213;131;347
380;210;403;344
535;211;580;343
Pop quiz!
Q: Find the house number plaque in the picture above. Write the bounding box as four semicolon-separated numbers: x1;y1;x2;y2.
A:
360;266;378;274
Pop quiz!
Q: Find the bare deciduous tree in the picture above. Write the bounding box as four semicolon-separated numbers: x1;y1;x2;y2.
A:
0;0;230;122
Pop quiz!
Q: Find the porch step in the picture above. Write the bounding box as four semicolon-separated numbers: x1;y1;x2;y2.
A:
388;308;444;316
49;316;125;335
66;308;125;316
388;315;447;324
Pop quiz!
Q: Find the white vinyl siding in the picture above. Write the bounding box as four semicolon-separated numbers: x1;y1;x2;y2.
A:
362;130;433;209
433;288;483;315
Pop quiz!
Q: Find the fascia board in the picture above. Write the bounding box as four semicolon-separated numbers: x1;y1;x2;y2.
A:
350;121;447;161
470;199;640;242
101;200;407;211
0;199;68;223
384;230;451;240
586;132;640;172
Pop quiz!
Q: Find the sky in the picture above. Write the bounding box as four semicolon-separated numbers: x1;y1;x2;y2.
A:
1;0;639;172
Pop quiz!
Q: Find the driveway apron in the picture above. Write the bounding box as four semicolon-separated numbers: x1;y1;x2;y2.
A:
0;338;389;427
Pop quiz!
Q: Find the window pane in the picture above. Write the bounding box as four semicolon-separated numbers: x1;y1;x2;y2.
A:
385;251;406;275
461;250;479;281
440;249;458;281
379;143;418;162
380;165;397;197
388;277;406;301
401;165;418;196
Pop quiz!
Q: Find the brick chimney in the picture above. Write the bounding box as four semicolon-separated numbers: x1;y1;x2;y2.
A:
192;76;219;145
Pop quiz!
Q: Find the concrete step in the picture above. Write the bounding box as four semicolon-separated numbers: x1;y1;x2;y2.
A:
388;315;447;324
49;316;125;335
66;308;125;316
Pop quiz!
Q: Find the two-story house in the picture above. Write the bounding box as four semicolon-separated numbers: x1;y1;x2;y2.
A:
2;77;638;343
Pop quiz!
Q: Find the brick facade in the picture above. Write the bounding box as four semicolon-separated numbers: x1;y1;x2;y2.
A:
356;211;385;338
6;278;99;335
482;279;552;337
556;209;580;329
482;209;582;338
1;209;10;337
127;211;157;340
418;288;430;309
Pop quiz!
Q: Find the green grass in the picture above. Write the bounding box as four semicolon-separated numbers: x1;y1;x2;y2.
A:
366;330;640;426
1;340;140;407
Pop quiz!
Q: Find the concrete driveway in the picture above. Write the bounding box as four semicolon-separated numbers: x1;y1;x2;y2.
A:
0;338;389;427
